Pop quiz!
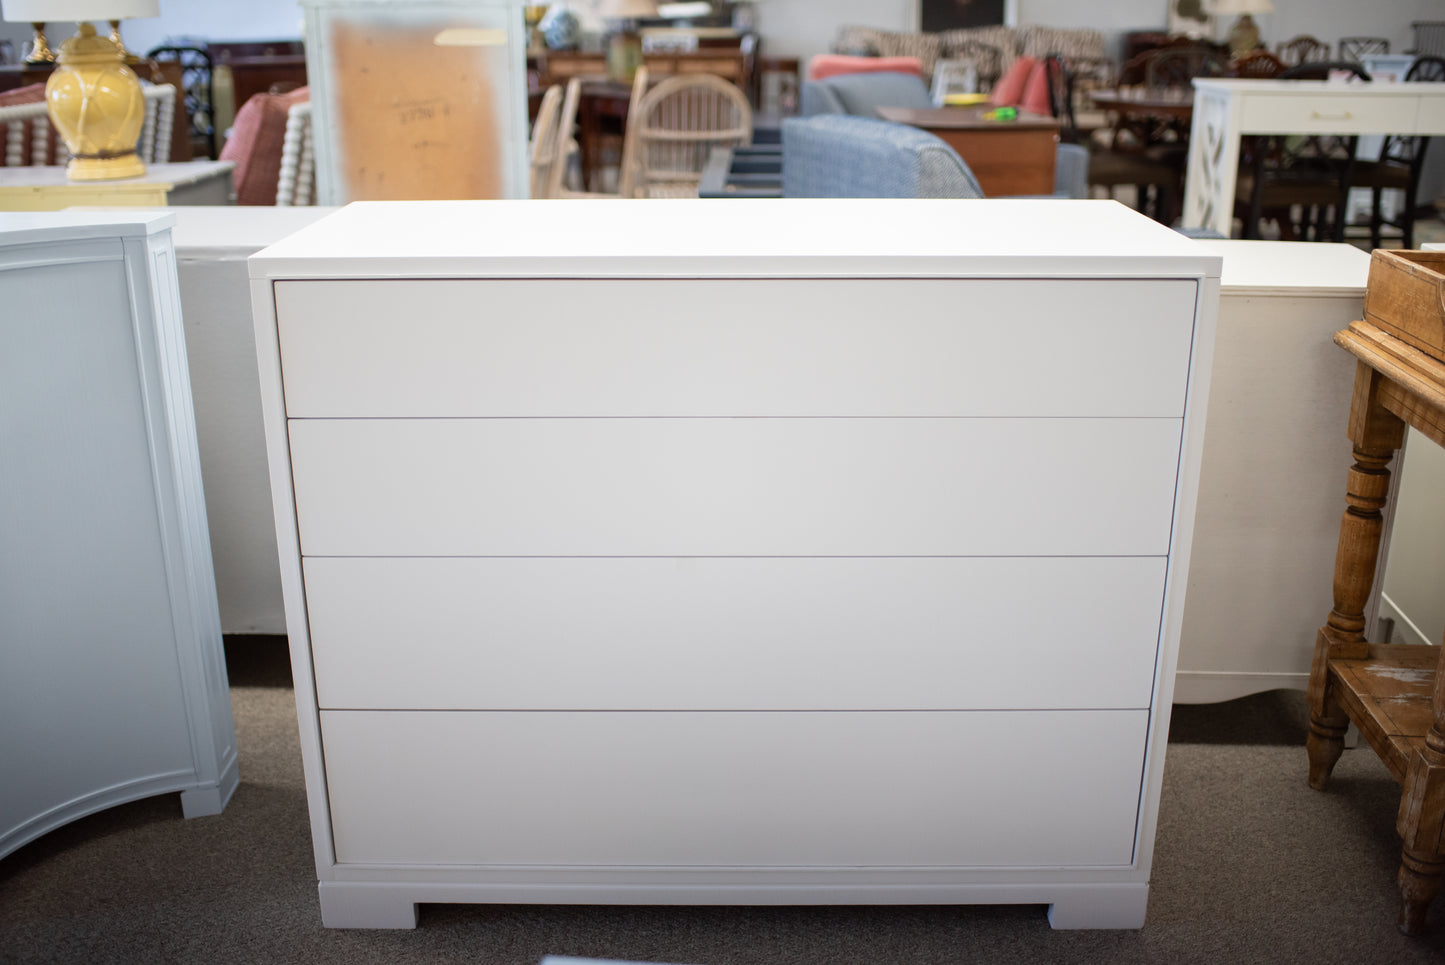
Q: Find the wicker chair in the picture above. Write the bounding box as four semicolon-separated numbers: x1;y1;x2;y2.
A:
630;74;752;199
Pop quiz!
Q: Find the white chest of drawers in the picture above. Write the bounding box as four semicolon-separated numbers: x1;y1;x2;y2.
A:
250;199;1220;930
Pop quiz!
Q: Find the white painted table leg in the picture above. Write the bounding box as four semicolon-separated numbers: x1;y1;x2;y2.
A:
1184;86;1239;237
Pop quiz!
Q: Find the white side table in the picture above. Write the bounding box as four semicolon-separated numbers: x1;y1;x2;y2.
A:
0;160;235;211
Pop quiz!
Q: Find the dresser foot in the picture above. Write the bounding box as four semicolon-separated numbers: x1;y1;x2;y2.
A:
1046;884;1149;929
319;882;420;929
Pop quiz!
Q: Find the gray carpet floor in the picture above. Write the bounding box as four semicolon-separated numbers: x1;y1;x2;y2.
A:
2;637;1443;964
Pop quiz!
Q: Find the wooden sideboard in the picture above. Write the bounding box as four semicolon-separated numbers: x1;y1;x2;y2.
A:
250;199;1220;930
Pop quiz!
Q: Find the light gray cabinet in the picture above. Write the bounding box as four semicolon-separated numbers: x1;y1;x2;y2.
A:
0;213;238;859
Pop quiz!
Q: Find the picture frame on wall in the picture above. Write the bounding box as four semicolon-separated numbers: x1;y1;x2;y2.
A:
920;0;1012;33
1166;0;1214;39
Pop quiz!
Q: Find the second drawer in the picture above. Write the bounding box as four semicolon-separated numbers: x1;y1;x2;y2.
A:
288;417;1185;558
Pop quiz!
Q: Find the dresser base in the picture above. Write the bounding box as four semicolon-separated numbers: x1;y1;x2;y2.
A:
316;879;1151;930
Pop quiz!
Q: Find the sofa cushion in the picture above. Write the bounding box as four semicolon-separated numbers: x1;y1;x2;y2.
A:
989;55;1038;107
807;54;925;81
782;114;984;199
800;71;935;118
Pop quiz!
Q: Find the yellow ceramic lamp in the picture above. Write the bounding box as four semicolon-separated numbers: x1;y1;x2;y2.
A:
0;0;161;180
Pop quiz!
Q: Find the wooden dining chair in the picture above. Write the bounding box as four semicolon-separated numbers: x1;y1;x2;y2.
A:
1351;55;1445;249
629;73;752;199
527;84;564;199
1044;55;1180;222
1230;50;1286;78
1275;35;1331;67
275;100;315;206
547;69;649;199
1339;37;1389;61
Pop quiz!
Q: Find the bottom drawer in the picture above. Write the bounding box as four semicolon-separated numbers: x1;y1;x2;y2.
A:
321;709;1148;869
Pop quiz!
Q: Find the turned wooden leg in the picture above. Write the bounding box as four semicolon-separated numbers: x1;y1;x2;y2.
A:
1307;436;1398;790
1399;848;1445;935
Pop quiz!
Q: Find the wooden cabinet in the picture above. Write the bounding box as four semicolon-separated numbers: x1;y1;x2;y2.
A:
0;213;238;858
250;199;1220;930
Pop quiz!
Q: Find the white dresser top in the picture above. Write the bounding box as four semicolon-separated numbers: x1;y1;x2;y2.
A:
0;209;175;243
1192;240;1370;296
250;199;1223;280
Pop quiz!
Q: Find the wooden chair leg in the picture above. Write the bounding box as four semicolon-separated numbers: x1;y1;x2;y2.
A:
1399;848;1445;935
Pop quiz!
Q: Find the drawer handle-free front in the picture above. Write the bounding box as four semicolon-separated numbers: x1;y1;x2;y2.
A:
1311;110;1354;120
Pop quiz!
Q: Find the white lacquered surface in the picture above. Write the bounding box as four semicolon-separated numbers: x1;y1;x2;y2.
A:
251;199;1222;279
1173;240;1369;702
251;198;1220;929
276;277;1196;418
320;709;1150;868
304;556;1169;711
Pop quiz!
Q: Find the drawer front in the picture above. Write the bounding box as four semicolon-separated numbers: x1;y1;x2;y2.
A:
304;556;1167;711
274;278;1197;418
1239;92;1420;135
320;709;1148;868
288;417;1184;557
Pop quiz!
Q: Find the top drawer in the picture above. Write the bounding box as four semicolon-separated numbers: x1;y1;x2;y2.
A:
1238;92;1420;135
274;277;1197;418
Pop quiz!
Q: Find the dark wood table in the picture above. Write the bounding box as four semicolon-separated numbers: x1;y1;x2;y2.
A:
874;105;1059;197
1089;88;1195;122
574;77;632;192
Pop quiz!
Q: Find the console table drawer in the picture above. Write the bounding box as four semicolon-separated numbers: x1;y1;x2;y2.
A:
1238;93;1420;135
274;278;1197;418
320;708;1149;868
288;417;1184;557
303;555;1168;711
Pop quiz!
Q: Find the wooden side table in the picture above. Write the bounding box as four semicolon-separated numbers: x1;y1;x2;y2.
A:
874;105;1059;197
1306;320;1445;935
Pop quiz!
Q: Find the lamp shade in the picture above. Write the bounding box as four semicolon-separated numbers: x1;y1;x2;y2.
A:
597;0;658;19
1207;0;1274;14
0;0;159;21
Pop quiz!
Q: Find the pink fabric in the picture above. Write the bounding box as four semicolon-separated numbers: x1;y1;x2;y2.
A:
989;55;1038;108
218;86;309;205
1019;60;1053;116
806;55;925;82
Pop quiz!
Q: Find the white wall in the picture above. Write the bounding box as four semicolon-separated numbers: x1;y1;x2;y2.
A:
5;1;1439;65
753;0;1441;61
1;0;305;58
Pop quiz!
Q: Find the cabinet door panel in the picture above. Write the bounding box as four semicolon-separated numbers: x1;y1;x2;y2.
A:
287;417;1184;557
275;278;1197;418
320;709;1148;868
304;556;1167;711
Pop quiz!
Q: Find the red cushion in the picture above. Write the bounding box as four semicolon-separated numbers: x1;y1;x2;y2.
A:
989;55;1038;108
0;83;63;165
807;55;925;82
218;86;309;205
1019;60;1053;116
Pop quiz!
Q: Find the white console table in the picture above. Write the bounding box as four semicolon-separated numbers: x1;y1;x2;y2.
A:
0;213;238;858
251;199;1220;930
1183;79;1445;238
